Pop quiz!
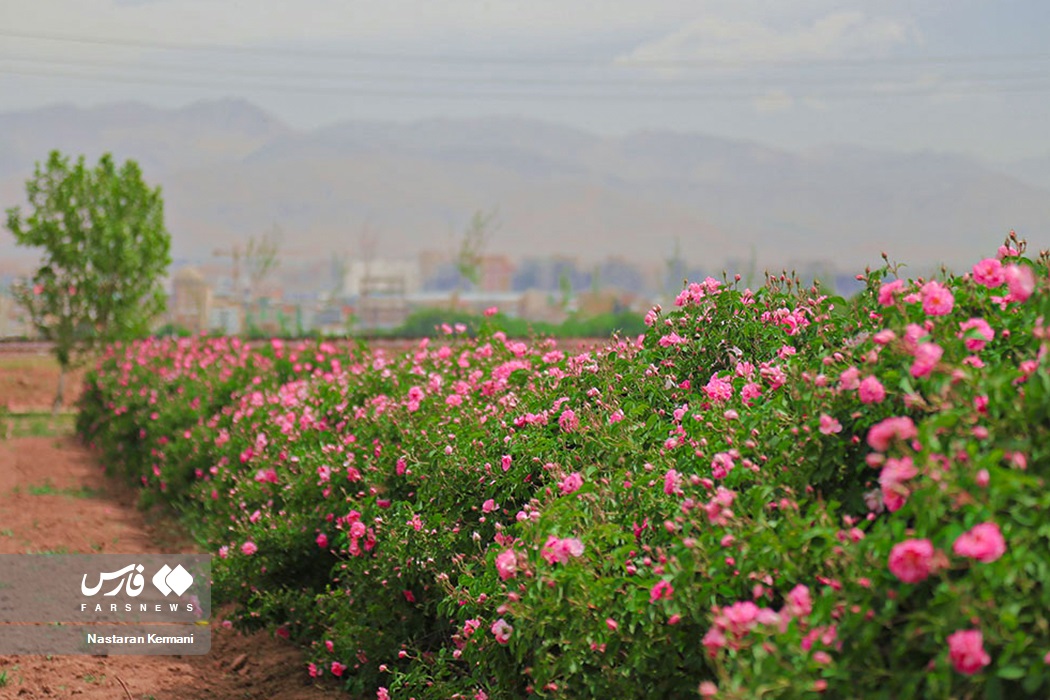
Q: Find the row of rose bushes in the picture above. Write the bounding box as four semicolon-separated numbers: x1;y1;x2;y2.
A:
78;236;1050;698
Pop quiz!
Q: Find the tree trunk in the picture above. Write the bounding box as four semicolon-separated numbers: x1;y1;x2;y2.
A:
52;365;66;416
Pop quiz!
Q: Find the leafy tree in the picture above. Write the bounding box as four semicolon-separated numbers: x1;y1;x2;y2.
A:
6;150;172;410
245;225;281;303
453;208;499;297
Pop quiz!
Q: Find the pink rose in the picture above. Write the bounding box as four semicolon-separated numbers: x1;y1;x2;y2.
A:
664;469;682;495
947;629;991;675
240;541;257;556
784;584;812;618
702;626;726;656
972;258;1005;287
888;538;935;583
879;457;918;512
541;536;584;565
873;329;897;345
867;416;918;452
650;580;674;604
902;323;929;352
491;618;513;644
838;366;861;391
1004;264;1035;303
921;280;954;316
858;376;886;404
911;342;943;378
330;661;346;677
958;318;994;352
558;408;579;433
818;414;842;435
877;279;905;306
953;522;1006;563
559;472;584;495
704;374;733;402
495;549;518;580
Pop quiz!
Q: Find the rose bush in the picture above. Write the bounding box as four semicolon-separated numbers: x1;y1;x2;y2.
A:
78;234;1050;698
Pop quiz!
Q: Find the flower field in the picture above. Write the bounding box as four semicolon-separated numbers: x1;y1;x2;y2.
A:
77;237;1050;699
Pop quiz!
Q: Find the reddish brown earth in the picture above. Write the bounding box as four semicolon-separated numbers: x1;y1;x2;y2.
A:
0;352;83;412
0;358;344;699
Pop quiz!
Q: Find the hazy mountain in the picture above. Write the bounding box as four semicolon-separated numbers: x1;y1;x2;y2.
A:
1005;154;1050;192
2;98;1047;275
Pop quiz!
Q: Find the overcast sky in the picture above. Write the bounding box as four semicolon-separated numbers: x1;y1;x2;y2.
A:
1;0;1049;162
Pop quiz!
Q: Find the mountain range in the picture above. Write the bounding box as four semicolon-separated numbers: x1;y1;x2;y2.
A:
2;98;1048;277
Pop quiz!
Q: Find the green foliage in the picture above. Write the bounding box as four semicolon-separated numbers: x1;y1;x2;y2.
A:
76;240;1050;699
381;308;646;340
455;209;499;289
5;150;172;370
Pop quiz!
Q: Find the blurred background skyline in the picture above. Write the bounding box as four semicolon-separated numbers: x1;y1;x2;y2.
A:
2;1;1049;159
2;1;1050;335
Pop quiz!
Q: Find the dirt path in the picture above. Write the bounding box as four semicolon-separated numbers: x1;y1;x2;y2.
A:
0;435;343;700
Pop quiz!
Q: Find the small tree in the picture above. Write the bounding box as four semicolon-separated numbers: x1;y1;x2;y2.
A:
243;225;282;330
6;150;172;411
245;225;281;301
452;208;499;306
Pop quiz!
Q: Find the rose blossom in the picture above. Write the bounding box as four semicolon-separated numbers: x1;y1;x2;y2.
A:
838;366;861;391
921;281;954;316
818;414;842;435
491;618;513;644
911;342;943;378
559;472;584;495
650;580;674;603
558;408;580;433
784;584;812;618
958;318;995;352
858;376;886;404
1004;264;1035;303
888;538;935;583
947;629;991;675
867;416;918;452
495;549;518;580
877;279;905;305
879;457;918;512
972;258;1005;287
953;522;1006;563
540;536;584;565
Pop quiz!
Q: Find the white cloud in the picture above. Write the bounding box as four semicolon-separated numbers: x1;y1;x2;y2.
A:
753;89;793;112
617;10;917;66
1;1;924;57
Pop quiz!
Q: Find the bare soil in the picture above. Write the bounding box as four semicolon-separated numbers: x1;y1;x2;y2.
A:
0;353;83;412
0;359;343;699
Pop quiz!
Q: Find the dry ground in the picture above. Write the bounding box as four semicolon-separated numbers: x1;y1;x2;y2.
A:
0;352;83;412
0;354;344;699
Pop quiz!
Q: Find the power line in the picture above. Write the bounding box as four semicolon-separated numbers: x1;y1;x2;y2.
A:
3;28;1050;69
4;63;1050;102
2;52;1048;90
